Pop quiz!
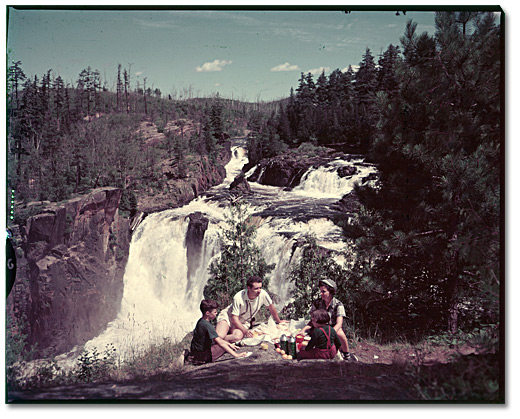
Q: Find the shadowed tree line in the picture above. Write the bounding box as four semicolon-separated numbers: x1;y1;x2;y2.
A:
245;11;501;341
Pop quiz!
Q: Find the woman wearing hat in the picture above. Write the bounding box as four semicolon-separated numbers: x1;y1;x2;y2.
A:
297;278;354;361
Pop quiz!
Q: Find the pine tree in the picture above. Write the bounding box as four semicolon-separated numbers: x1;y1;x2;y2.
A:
204;199;275;308
354;48;378;152
116;64;123;112
346;12;501;337
8;60;26;108
377;44;401;97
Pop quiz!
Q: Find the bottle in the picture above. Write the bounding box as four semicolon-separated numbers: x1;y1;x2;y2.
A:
288;335;297;359
280;334;288;353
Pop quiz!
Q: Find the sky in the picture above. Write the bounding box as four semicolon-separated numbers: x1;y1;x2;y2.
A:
6;6;441;102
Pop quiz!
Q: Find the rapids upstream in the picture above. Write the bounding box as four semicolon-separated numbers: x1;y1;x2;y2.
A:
67;138;377;362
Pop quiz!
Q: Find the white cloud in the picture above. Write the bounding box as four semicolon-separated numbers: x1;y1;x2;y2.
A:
342;65;360;73
195;59;232;72
271;62;300;72
306;66;330;76
135;71;144;77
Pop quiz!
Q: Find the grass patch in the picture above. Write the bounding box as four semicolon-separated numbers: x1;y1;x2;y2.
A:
408;353;501;401
7;334;193;391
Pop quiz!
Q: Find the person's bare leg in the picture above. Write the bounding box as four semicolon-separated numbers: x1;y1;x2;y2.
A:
337;328;350;353
216;320;230;339
225;328;244;343
216;321;244;343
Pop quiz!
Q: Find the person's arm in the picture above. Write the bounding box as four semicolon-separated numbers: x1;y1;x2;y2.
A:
305;329;318;351
214;337;247;358
267;303;287;324
333;331;342;349
297;324;312;336
231;314;253;338
333;315;344;333
333;300;347;333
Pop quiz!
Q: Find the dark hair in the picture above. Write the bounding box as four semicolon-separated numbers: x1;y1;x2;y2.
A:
318;281;335;296
311;309;330;325
200;299;219;315
246;275;263;288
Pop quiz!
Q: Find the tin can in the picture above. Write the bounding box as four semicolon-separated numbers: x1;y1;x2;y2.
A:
288;336;297;359
280;334;288;353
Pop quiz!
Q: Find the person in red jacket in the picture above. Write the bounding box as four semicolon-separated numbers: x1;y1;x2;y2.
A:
297;309;341;360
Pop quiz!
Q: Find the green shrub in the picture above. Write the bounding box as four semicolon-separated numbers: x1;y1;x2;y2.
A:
284;235;346;320
205;198;274;309
6;312;38;390
75;344;118;383
410;353;501;401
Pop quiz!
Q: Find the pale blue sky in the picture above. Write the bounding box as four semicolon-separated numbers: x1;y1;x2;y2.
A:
7;7;438;102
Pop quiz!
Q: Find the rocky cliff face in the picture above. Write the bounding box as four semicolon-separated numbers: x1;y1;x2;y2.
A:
8;188;130;357
136;141;231;214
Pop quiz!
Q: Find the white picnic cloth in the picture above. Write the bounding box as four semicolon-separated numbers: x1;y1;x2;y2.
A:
239;317;309;346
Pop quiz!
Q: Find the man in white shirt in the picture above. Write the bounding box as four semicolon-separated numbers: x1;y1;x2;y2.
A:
216;275;285;343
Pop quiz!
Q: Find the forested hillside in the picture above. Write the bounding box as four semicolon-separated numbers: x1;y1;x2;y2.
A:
6;63;279;212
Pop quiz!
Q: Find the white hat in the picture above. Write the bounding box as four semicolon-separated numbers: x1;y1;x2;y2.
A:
319;279;337;291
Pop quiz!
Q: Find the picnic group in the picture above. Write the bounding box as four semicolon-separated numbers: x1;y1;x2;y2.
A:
186;275;355;364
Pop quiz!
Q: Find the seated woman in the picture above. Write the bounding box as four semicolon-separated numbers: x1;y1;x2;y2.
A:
297;279;354;361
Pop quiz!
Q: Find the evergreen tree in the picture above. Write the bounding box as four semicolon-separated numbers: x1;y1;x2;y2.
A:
204;199;275;308
345;12;501;338
116;64;123;112
354;48;378;152
377;44;401;97
8;60;26;108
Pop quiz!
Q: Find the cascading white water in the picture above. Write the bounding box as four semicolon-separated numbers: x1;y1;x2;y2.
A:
80;141;376;361
293;158;377;199
82;210;221;359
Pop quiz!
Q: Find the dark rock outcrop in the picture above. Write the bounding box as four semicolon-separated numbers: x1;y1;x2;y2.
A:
8;188;130;357
337;165;357;178
247;147;347;189
185;212;209;287
229;173;251;193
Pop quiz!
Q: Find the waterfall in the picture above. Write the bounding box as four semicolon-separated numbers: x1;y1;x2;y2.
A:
82;210;222;359
79;141;374;361
293;158;377;199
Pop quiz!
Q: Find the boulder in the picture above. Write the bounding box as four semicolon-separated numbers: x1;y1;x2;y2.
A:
337;166;357;178
229;173;251;193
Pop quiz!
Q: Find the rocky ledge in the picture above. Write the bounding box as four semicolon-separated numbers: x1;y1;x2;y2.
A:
246;147;360;188
8;188;131;357
136;141;232;214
